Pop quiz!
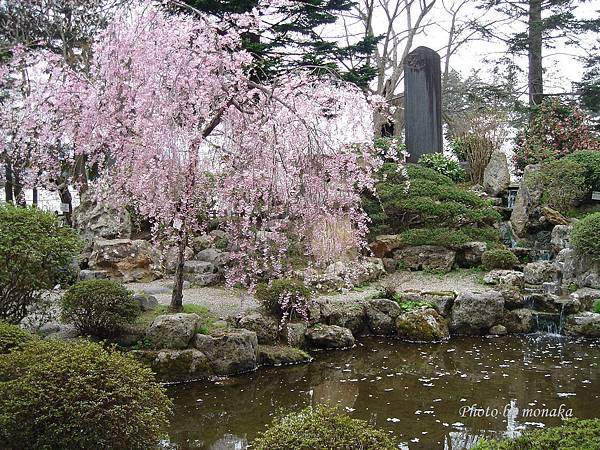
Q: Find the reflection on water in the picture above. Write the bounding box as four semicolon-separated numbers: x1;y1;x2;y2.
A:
165;335;600;450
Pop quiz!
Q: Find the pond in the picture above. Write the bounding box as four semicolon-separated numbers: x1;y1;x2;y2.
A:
165;335;600;449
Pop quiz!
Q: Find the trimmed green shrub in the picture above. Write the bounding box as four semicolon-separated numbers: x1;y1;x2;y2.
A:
565;150;600;191
253;405;397;450
473;418;600;450
0;340;172;449
0;320;33;354
61;279;140;338
532;159;588;213
418;153;466;182
571;213;600;260
0;204;82;323
481;247;518;270
593;299;600;314
399;226;501;249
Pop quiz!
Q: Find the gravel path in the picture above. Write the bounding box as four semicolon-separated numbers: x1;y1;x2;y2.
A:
126;269;483;319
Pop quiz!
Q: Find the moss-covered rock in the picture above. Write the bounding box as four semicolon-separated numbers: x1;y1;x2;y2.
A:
257;345;312;366
395;308;450;342
129;349;213;383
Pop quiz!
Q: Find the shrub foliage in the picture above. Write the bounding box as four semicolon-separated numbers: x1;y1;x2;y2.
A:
255;278;311;322
473;418;600;450
571;213;600;260
418;153;465;182
0;340;172;450
0;320;33;354
532;159;588;213
481;247;518;271
253;405;397;450
0;204;82;324
61;279;141;338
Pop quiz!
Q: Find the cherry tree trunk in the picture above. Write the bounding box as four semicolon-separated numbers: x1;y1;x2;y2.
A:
170;229;188;312
528;0;543;109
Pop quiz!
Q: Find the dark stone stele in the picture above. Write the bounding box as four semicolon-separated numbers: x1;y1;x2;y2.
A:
403;46;442;163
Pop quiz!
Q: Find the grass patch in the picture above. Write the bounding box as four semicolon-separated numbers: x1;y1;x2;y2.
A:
392;295;434;311
135;304;224;335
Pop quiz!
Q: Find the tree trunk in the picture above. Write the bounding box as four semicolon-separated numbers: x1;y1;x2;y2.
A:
13;170;26;207
528;0;543;109
59;184;73;226
4;164;13;204
170;229;188;312
32;187;38;207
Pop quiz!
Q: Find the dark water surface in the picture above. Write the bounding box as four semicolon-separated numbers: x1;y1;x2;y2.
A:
165;335;600;449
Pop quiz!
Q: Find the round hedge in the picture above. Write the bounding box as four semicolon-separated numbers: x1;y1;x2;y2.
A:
0;321;33;354
0;340;172;449
481;247;518;271
571;213;600;260
0;204;82;324
253;405;397;450
61;279;140;338
255;278;311;318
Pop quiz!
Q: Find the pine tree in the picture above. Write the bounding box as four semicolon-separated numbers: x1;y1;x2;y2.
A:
174;0;379;88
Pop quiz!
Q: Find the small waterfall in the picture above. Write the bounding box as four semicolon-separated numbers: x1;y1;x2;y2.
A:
507;188;518;210
532;311;565;336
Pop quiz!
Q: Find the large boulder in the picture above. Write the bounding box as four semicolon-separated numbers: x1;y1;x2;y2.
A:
305;324;355;349
257;345;312;366
182;260;220;286
72;190;132;243
129;349;213;383
501;308;534;334
321;300;367;335
365;298;402;335
396;290;456;317
455;242;487;268
193;329;258;375
523;261;560;285
146;313;199;350
88;238;160;282
393;245;455;273
483;151;510;196
483;270;525;288
496;287;526;310
510;164;543;237
300;258;385;291
569;288;600;311
237;311;279;345
283;322;308;348
556;248;600;290
369;235;403;258
564;312;600;338
395;308;450;342
161;246;195;275
450;290;505;335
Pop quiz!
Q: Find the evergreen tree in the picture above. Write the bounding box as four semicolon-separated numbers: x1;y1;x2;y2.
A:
174;0;379;88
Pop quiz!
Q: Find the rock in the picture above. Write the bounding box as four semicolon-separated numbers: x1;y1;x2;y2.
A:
307;301;322;325
72;190;132;243
569;288;600;310
257;345;312;366
510;164;543;237
565;312;600;338
283;322;308;348
523;262;560;285
88;239;160;282
78;269;108;281
393;245;455;273
369;235;403;258
182;260;220;286
542;281;562;296
45;324;79;340
129;349;213;383
365;298;402;335
133;293;158;311
190;234;214;253
193;329;258;375
455;242;487;268
382;257;397;273
395;308;450;342
305;324;355;349
497;287;526;310
321;301;367;335
300;258;385;291
396;290;456;317
196;248;228;267
112;324;146;347
161;246;195;275
523;293;561;313
542;206;568;226
483;151;510;196
556;248;600;290
483;270;525;288
489;324;507;336
502;308;534;334
450;290;504;335
37;321;61;337
238;312;279;345
146;313;199;350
